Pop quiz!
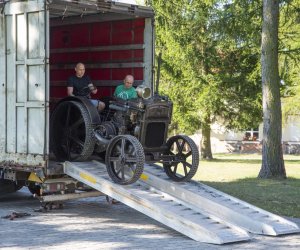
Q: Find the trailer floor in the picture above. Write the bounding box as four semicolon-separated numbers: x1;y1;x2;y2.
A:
0;188;299;250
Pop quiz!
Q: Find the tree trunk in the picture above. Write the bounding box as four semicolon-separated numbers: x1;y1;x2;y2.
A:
259;0;286;178
201;114;213;159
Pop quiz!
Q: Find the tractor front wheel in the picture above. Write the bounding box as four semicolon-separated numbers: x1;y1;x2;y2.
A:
163;135;199;182
105;135;145;185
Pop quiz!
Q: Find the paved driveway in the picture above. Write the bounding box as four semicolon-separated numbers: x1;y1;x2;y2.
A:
0;188;299;250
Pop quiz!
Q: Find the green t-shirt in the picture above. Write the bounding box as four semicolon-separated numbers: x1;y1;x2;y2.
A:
114;84;137;100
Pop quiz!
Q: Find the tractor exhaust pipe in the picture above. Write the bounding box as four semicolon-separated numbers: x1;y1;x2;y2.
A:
155;51;162;95
94;130;110;146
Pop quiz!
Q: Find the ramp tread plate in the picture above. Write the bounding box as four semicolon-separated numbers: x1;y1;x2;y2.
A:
63;161;250;244
144;164;300;236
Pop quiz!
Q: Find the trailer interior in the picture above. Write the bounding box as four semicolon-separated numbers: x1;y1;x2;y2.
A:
48;0;154;108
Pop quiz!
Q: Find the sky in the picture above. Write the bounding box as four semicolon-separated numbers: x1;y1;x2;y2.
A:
114;0;144;5
116;0;136;3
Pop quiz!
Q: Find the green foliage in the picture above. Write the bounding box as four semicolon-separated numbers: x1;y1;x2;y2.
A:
283;84;300;123
150;0;300;137
150;0;263;135
279;1;300;120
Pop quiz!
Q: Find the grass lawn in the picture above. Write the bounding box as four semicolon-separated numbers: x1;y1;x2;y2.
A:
193;153;300;218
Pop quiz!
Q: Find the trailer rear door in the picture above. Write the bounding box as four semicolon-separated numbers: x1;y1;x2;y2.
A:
0;0;49;169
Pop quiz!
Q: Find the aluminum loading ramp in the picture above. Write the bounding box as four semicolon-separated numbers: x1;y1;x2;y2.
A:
64;161;300;244
64;161;250;244
143;164;300;236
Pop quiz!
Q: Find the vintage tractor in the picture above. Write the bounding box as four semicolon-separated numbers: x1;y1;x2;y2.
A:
50;86;199;185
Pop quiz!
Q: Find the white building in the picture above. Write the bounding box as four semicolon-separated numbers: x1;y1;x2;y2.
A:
191;116;300;154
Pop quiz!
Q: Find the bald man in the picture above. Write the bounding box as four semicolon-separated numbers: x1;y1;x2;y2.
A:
67;62;105;111
114;75;138;100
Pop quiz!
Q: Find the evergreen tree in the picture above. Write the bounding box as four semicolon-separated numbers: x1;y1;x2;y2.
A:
150;0;262;159
279;1;300;122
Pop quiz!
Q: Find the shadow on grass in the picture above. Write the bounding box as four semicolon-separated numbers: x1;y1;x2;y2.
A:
202;158;300;165
202;177;300;218
203;158;261;164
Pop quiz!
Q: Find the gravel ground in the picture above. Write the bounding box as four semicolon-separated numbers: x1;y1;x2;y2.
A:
0;188;299;250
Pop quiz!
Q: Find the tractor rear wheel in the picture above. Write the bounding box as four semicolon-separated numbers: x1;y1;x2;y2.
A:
50;101;95;161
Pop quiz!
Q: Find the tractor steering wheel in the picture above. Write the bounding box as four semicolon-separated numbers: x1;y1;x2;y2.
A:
77;84;96;97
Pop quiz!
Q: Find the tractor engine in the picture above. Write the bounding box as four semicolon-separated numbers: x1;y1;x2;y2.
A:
95;89;173;154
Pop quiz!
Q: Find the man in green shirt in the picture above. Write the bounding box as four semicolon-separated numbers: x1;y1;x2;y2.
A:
114;75;137;100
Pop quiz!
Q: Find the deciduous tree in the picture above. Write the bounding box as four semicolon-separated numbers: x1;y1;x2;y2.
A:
259;0;286;178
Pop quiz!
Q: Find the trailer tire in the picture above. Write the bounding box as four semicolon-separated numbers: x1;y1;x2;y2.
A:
0;180;21;197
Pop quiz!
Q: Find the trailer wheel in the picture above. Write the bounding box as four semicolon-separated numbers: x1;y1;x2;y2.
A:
163;135;199;182
0;180;21;197
50;101;95;161
105;135;145;185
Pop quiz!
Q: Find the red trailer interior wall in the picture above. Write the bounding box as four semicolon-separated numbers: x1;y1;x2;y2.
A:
50;18;145;106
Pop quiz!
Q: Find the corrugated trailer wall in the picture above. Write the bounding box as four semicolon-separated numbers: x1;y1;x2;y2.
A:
0;7;6;154
49;18;148;104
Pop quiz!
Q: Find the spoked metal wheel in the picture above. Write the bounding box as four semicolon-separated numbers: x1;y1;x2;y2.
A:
105;135;145;185
163;135;199;182
50;101;95;161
